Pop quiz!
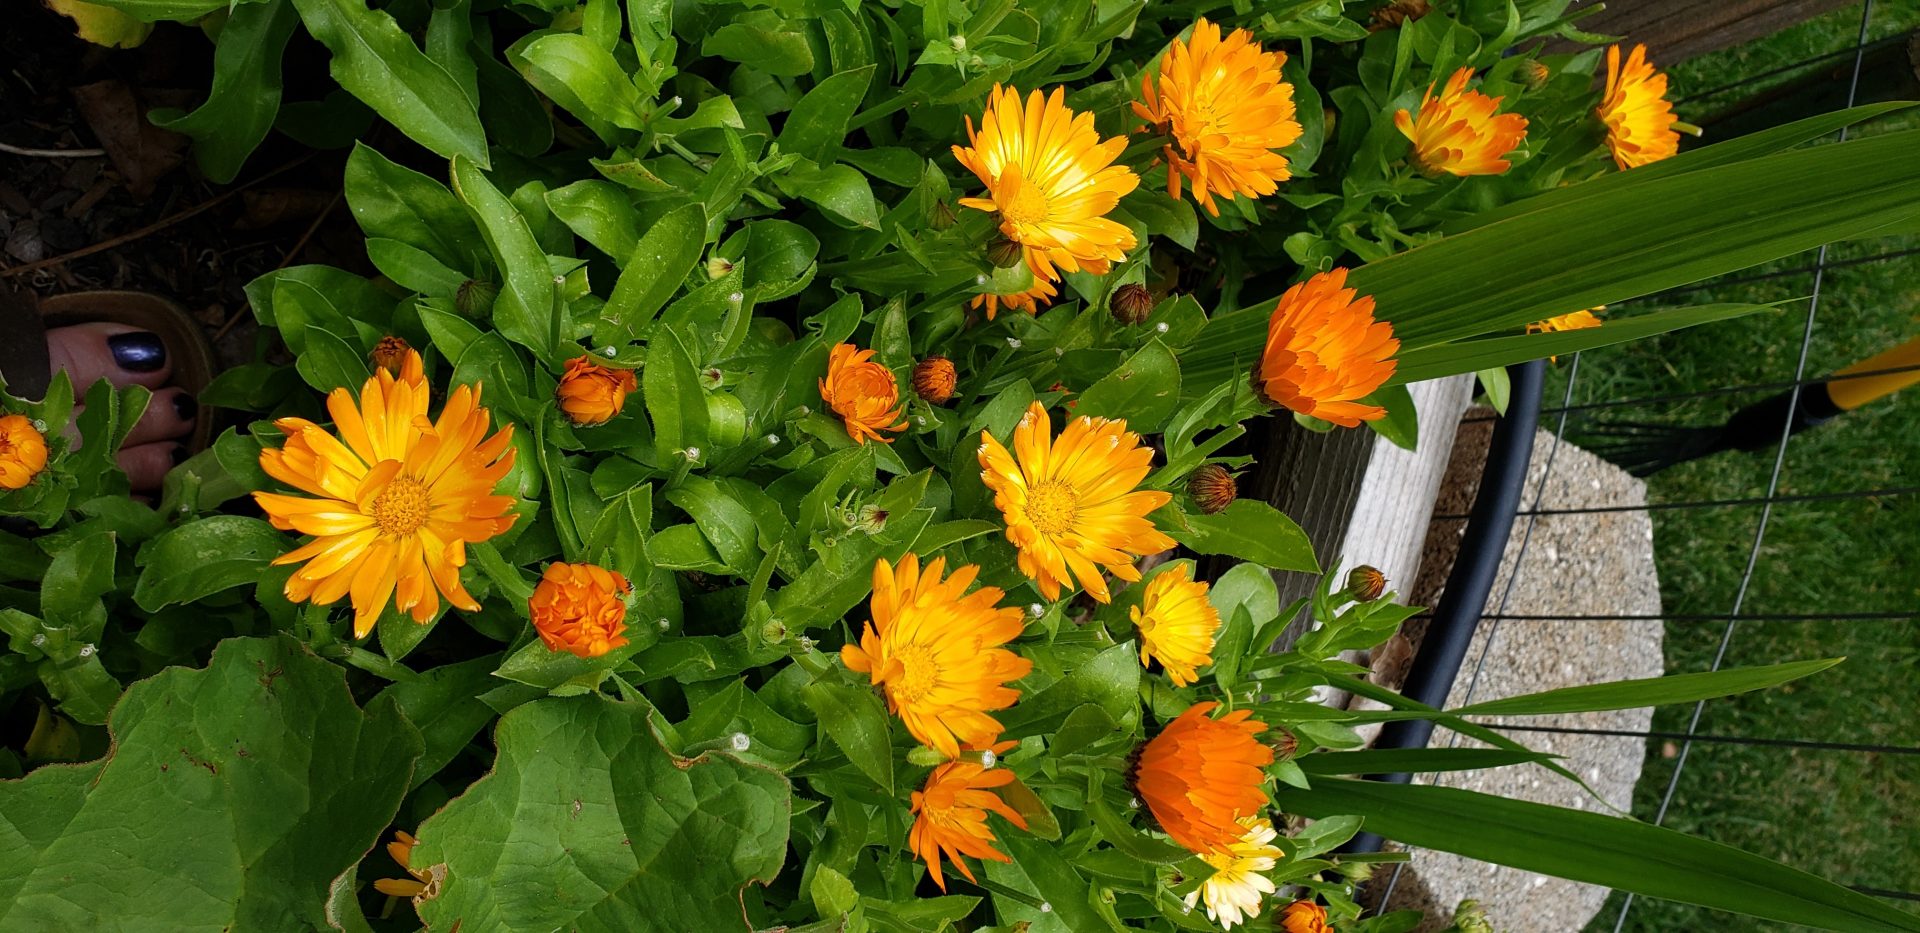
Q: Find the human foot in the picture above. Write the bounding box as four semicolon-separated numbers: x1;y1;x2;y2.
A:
43;322;197;491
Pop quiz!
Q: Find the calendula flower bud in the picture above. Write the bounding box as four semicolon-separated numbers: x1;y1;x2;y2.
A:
1524;58;1551;90
369;336;412;376
986;235;1023;269
1345;565;1387;602
556;356;638;426
1342;858;1376;884
1453;900;1494;933
1111;283;1154;325
530;562;632;659
1186;464;1237;514
706;256;734;279
1279;899;1331;933
1267;726;1299;761
929;198;957;231
906;745;948;767
849;503;889;534
1370;0;1431;30
912;356;958;405
0;413;51;491
454;278;497;317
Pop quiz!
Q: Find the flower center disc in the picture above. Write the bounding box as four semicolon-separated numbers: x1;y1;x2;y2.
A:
1000;179;1051;228
372;475;431;536
1025;479;1079;536
891;643;939;704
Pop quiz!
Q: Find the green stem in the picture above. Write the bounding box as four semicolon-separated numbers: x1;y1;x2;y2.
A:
973;877;1047;910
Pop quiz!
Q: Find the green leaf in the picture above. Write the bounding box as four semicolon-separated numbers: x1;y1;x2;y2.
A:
600;202;705;346
1451;658;1844;718
702;23;813;76
546;180;642;260
516;32;644;144
345;143;483;271
40;531;115;629
62;0;220;23
1277;778;1920;933
452;154;557;361
1086;789;1189;865
1165;499;1318;573
293;325;370;393
288;0;488;164
0;636;421;929
379;653;510;790
1364;382;1417;451
999;641;1139;739
645;328;709;464
366;238;466;295
149;0;298;183
1074;338;1179;434
776;65;876;165
413;695;791;930
1296;747;1559;775
1390;304;1778;384
802;681;894;793
664;476;760;573
132;516;288;612
774;162;881;230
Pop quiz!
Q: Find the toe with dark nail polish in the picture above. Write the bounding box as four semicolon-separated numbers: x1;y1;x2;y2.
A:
170;445;190;466
173;393;198;422
108;332;168;373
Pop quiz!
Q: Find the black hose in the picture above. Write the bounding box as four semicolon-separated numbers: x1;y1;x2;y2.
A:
1340;358;1545;855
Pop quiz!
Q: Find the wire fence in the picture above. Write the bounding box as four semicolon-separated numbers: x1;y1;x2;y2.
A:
1371;2;1920;926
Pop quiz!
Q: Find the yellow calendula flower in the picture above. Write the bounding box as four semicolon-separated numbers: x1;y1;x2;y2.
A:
1183;816;1282;930
909;750;1028;890
978;402;1175;603
969;277;1057;321
841;554;1032;759
373;830;436;899
1394;67;1529;177
1132;17;1301;215
819;343;907;445
1597;43;1682;170
530;562;632;658
1528;308;1604;334
0;413;50;491
1256;267;1399;428
1131;564;1222;687
953;85;1138;290
254;350;518;638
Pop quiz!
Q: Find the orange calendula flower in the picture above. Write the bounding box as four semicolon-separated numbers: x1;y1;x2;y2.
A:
1528;308;1604;334
374;830;438;899
1132;17;1301;215
819;343;907;444
953;85;1138;290
1131;564;1222;688
909;754;1029;890
1184;816;1282;930
530;562;632;658
1133;701;1274;855
1256;268;1399;428
978;402;1175;603
1394;67;1529;177
556;355;637;426
254;350;518;639
969;277;1057;321
1279;899;1332;933
1597;44;1681;170
841;554;1032;759
0;413;50;491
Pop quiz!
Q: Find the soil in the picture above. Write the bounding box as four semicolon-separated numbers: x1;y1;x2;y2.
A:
1;4;374;374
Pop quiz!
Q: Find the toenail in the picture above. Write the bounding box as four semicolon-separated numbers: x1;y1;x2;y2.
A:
108;332;167;372
169;445;189;466
173;393;198;422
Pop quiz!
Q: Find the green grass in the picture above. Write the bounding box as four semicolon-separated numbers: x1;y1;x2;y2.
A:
1566;4;1920;929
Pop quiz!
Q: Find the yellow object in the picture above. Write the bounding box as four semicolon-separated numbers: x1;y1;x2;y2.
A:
1597;44;1682;170
44;0;152;49
1827;335;1920;411
1185;816;1283;930
1395;67;1530;177
1133;701;1273;855
840;554;1031;760
977;401;1175;603
969;277;1056;320
0;413;49;490
818;343;907;444
529;562;632;658
1131;17;1302;216
1131;563;1223;687
253;350;520;638
1257;267;1400;427
555;355;637;426
953;86;1139;287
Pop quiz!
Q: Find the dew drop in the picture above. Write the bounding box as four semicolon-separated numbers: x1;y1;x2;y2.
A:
765;434;781;446
602;346;619;357
31;419;47;433
729;732;751;751
729;292;744;304
683;447;702;460
979;749;997;768
1028;603;1044;618
1006;338;1022;349
1155;322;1169;333
78;643;96;658
975;274;988;285
30;633;46;647
1040;903;1052;914
656;618;671;631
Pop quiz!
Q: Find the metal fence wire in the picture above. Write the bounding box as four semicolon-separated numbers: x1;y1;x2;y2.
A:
1359;1;1920;925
